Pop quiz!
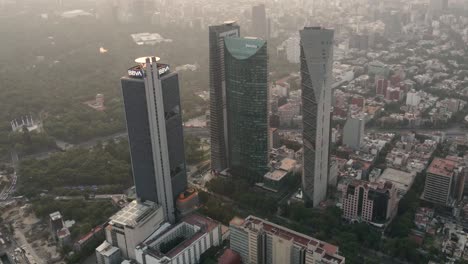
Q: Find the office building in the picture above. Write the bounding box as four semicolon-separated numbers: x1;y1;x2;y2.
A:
49;211;64;238
285;35;300;64
375;78;389;96
101;200;165;260
219;249;242;264
368;61;390;78
269;128;280;149
96;241;121;264
209;21;240;173
377;168;417;197
278;103;300;127
300;27;334;207
225;37;269;181
423;158;457;206
385;87;402;101
121;57;187;223
342;180;398;224
252;4;268;39
406;90;421;106
343;115;365;150
134;214;222;264
349;34;369;50
229;216;345;264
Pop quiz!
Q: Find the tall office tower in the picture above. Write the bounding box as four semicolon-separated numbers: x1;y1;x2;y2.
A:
121;57;187;223
229;216;346;264
300;27;334;207
224;37;269;181
343;114;365;150
209;22;240;173
252;4;268;39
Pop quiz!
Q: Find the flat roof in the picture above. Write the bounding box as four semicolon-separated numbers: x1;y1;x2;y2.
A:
427;158;457;178
229;216;245;227
279;158;297;171
378;168;416;193
96;241;119;257
50;211;62;221
109;200;159;228
144;214;219;258
264;170;288;181
238;216;344;263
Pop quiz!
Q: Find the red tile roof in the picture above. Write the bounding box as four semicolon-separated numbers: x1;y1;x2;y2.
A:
427;158;457;178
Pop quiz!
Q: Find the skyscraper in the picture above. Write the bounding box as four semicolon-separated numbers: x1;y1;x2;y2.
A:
224;37;269;181
252;4;268;40
300;27;334;207
121;57;187;223
209;22;240;173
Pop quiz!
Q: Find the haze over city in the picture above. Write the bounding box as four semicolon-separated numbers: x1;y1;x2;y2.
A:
1;0;468;263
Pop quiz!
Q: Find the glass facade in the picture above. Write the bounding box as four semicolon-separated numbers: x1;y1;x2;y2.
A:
224;37;269;181
121;70;187;206
208;22;240;172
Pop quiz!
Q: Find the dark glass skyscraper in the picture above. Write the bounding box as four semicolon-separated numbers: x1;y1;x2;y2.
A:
224;37;269;181
121;57;187;223
209;22;240;173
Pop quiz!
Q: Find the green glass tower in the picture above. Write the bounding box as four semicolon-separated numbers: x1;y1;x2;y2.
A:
224;37;268;181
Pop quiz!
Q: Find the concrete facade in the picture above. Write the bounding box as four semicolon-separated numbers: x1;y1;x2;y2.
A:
229;215;345;264
343;115;365;150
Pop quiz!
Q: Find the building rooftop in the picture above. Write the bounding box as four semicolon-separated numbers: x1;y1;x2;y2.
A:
264;169;288;181
49;211;62;221
96;241;120;257
232;216;344;263
224;37;266;60
349;179;394;193
279;158;297;171
143;214;220;259
428;158;457;178
57;227;70;238
109;200;159;228
76;226;103;245
377;168;416;194
218;248;241;264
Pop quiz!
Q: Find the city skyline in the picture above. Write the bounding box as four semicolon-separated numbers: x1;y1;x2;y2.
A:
3;0;468;263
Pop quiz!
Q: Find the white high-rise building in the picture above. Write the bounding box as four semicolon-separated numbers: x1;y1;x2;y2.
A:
343;115;365;150
300;27;334;207
406;90;421;107
285;35;300;64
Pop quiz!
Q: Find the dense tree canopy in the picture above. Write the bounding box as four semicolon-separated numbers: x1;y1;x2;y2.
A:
17;140;132;197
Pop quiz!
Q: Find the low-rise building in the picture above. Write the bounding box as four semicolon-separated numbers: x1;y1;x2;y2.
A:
264;158;298;191
134;214;222;264
103;200;165;259
96;241;121;264
376;168;417;197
